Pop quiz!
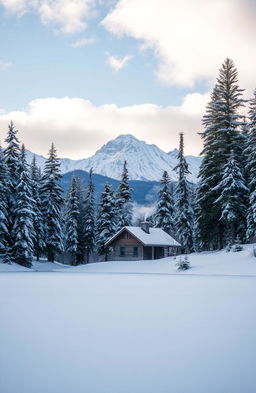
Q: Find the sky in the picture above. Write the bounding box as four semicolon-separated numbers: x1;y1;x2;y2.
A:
0;0;255;159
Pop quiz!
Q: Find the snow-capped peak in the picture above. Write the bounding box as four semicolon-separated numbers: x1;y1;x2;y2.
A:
26;134;202;182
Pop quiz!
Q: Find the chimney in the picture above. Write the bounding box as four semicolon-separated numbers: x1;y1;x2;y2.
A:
140;221;150;234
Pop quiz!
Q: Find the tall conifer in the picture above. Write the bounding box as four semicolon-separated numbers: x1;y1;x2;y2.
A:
174;133;193;252
154;170;175;234
196;58;245;249
41;143;64;262
246;90;256;240
30;155;45;260
96;183;116;261
115;161;132;230
83;169;95;263
13;145;35;267
65;176;80;264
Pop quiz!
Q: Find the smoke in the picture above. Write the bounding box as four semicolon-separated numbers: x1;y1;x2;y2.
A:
132;202;157;225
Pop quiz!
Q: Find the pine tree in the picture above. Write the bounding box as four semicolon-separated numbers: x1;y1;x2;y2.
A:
154;170;175;234
30;155;45;260
83;169;95;263
115;161;132;230
4;121;20;257
241;116;250;184
96;183;116;261
246;90;256;241
12;145;35;268
41;143;64;262
65;176;80;264
196;59;245;249
0;143;9;257
213;150;248;244
174;133;193;253
75;176;87;264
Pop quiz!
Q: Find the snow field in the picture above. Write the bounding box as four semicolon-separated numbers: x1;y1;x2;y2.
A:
1;247;256;393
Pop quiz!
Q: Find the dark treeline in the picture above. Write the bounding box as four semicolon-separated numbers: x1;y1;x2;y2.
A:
1;58;256;267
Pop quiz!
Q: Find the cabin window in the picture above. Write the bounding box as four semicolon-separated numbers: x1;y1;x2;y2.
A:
120;247;125;257
133;247;138;257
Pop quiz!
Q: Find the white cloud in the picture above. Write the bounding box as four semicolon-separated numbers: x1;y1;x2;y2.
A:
71;37;96;48
106;53;133;71
0;94;208;159
102;0;256;90
0;0;96;33
0;59;12;71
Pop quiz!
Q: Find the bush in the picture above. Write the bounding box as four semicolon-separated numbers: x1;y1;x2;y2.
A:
232;244;243;252
231;236;243;252
176;255;190;270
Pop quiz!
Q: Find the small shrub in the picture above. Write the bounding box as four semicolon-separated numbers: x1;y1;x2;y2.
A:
232;244;243;252
176;255;190;270
231;236;243;252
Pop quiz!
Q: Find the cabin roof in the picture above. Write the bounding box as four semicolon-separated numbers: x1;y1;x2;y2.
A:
105;226;181;247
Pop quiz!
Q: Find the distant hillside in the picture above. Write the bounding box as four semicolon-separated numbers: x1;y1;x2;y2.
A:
60;170;162;205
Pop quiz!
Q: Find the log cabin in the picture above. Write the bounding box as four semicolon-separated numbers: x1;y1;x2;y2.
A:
105;221;181;261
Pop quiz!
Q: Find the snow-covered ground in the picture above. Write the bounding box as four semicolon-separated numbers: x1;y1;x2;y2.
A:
0;246;256;393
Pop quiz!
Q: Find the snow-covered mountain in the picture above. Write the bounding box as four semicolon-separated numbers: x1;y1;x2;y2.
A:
27;134;202;183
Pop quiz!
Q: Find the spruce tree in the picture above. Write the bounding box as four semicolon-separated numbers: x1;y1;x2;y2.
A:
30;156;45;260
96;183;116;261
241;117;250;184
246;90;256;241
75;176;87;264
0;143;9;257
41;143;64;262
65;176;80;264
4;121;20;257
12;145;35;268
174;133;193;253
213;150;248;244
154;170;175;234
83;169;95;263
115;161;132;230
196;59;245;249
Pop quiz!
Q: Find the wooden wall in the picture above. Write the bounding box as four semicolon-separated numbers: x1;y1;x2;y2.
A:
110;230;143;261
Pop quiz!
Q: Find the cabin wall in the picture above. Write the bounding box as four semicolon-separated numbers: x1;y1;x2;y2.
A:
109;231;143;261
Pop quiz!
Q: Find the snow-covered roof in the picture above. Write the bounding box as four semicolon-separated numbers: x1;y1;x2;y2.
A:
106;226;181;247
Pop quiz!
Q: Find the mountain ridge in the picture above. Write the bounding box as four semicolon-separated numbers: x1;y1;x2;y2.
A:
26;134;202;182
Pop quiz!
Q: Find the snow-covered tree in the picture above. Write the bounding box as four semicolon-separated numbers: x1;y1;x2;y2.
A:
4;121;20;256
65;176;80;264
154;170;175;234
41;143;64;262
83;169;95;263
196;59;245;249
115;161;132;230
246;90;256;241
30;155;45;260
12;145;35;267
0;143;9;256
213;150;248;244
96;183;116;261
174;133;193;253
240;117;250;184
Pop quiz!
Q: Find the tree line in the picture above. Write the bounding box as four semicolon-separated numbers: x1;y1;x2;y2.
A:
0;127;133;267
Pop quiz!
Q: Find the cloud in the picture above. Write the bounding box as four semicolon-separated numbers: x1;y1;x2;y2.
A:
0;94;209;159
0;0;96;33
71;37;96;48
102;0;256;90
106;53;133;71
0;59;12;71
